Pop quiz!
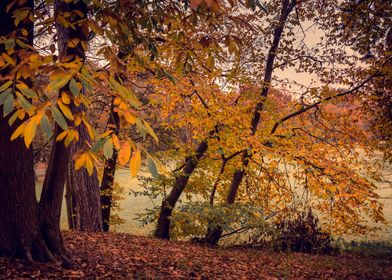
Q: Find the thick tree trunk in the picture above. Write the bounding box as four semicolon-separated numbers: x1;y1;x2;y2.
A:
67;119;103;231
39;124;70;255
100;101;120;232
154;139;209;239
0;0;56;261
54;0;102;232
40;0;94;254
205;0;296;246
0;109;55;261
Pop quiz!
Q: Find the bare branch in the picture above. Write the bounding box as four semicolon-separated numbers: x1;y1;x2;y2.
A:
270;57;392;135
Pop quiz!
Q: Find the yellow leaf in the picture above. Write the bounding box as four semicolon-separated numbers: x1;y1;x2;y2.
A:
11;122;26;141
17;110;25;120
119;102;127;111
56;130;68;142
74;115;82;126
85;155;94;176
123;111;136;124
68;38;80;48
113;97;121;106
118;142;131;165
73;130;79;141
143;120;158;143
98;130;112;139
2;53;15;66
47;73;72;91
112;134;120;149
130;149;141;177
75;153;86;170
61;92;71;104
64;129;74;147
57;101;74;120
13;8;30;26
88;151;99;164
82;118;95;139
34;110;44;124
23;119;37;148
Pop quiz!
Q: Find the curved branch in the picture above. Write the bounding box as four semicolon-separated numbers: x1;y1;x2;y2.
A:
270;58;391;135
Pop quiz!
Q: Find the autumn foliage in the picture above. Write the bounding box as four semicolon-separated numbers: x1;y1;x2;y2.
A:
0;0;391;268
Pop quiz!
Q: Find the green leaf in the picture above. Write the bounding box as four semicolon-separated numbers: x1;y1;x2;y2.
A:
4;39;15;50
48;73;72;91
8;110;19;126
78;70;94;92
143;120;158;142
13;9;30;27
79;77;93;92
103;138;113;159
91;137;107;153
40;115;53;138
16;92;32;111
17;84;37;98
69;78;80;96
3;94;14;117
147;156;159;179
50;106;68;130
0;88;11;104
109;77;141;108
0;81;13;92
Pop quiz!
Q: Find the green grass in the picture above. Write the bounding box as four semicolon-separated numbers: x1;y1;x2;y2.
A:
35;167;157;235
35;167;392;242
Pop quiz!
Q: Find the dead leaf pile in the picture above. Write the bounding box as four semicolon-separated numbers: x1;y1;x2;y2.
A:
0;231;391;279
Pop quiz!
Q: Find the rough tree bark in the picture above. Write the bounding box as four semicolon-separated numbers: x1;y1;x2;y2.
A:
0;0;57;261
39;0;94;251
67;118;103;231
205;0;297;246
65;164;77;229
100;100;120;232
47;0;102;232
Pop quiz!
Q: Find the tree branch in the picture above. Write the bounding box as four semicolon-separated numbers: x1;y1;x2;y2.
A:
270;57;391;135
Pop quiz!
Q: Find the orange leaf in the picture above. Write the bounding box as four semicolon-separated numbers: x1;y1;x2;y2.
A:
130;149;141;177
118;142;131;165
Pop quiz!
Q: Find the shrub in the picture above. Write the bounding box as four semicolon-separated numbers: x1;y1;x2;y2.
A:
272;210;334;254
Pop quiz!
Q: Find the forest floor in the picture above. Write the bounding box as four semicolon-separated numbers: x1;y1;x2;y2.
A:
0;231;391;279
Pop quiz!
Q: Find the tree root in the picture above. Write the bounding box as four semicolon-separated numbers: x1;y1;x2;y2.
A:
20;231;70;264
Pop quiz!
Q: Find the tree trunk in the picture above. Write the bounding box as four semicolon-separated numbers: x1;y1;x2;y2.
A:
205;0;297;246
0;110;55;261
52;0;101;232
100;101;120;232
65;163;77;229
154;139;209;239
0;0;57;261
67;119;103;231
205;157;228;245
39;124;70;255
39;0;93;250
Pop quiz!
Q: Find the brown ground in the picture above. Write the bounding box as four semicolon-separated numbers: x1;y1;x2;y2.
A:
0;231;391;279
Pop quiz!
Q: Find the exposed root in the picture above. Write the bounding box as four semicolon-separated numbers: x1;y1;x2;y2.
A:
23;247;33;263
58;254;73;269
34;237;56;262
19;232;65;263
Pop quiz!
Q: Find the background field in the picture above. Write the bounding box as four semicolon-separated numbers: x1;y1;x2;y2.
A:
35;166;392;241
